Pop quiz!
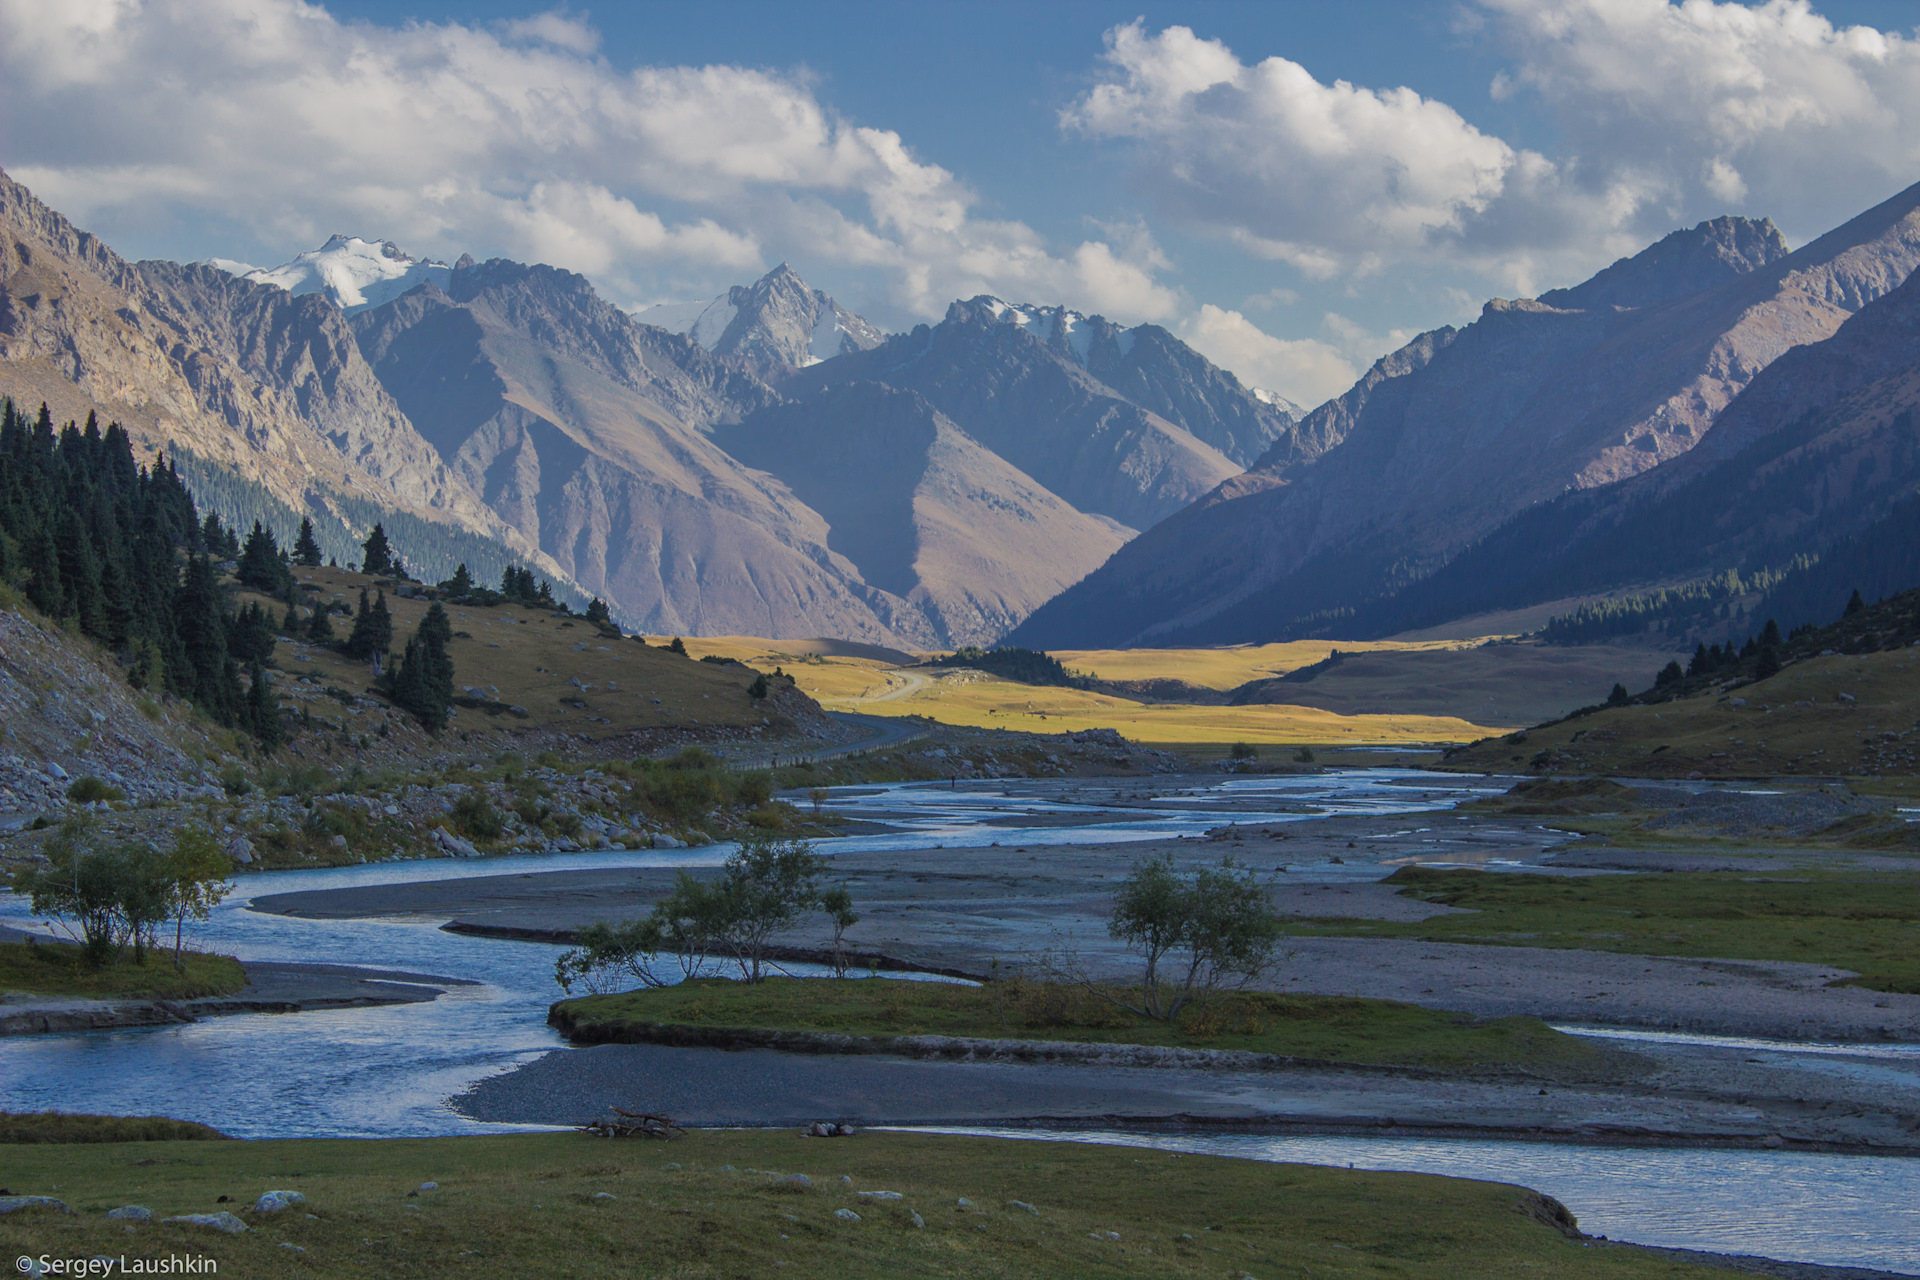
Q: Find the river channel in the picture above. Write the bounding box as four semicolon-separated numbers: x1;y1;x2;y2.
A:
2;770;1916;1273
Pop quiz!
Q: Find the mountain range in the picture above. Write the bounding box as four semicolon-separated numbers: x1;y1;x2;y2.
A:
0;168;1292;646
14;157;1920;656
1013;183;1920;649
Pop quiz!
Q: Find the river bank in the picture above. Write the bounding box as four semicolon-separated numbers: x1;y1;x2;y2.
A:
0;921;471;1035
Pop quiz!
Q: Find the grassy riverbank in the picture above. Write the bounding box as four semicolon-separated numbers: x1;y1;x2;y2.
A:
0;1112;228;1143
0;1128;1719;1278
1289;868;1920;994
553;976;1615;1074
0;942;246;1000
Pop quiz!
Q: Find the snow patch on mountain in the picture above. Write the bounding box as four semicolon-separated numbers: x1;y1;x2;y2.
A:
211;235;452;312
635;265;882;367
976;297;1125;368
1251;386;1304;416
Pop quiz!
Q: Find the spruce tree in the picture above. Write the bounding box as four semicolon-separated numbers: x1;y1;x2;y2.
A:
443;563;474;597
361;523;393;577
343;588;377;660
585;597;612;629
291;517;322;567
236;521;285;593
369;590;394;656
305;601;335;645
385;602;455;731
21;524;63;618
1845;589;1866;617
247;662;282;748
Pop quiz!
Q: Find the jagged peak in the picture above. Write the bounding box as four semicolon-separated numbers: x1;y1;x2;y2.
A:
1538;215;1790;313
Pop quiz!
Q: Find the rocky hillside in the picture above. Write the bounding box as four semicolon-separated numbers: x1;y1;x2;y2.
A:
1014;185;1920;648
0;169;563;585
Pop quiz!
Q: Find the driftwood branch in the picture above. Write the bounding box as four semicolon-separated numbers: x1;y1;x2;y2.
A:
576;1108;684;1139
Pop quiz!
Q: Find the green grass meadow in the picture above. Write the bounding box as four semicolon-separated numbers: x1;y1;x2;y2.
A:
0;942;246;1000
0;1128;1721;1279
1287;867;1920;994
554;976;1617;1075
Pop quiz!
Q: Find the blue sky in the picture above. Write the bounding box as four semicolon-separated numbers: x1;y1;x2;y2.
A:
6;1;1920;406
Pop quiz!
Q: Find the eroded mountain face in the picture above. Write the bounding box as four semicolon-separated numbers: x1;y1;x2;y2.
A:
0;168;559;581
1012;186;1920;649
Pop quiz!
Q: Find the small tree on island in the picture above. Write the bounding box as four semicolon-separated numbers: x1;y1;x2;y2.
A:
162;826;233;969
1104;855;1280;1021
554;837;844;992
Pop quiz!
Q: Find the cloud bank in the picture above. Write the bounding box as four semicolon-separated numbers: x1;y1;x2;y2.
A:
0;0;1177;324
1068;5;1920;296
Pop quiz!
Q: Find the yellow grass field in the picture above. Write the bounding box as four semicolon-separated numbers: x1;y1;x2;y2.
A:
1051;638;1481;690
665;635;1505;747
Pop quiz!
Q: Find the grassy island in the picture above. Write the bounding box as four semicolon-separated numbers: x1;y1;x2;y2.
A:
1285;867;1920;994
0;941;246;1001
551;975;1615;1075
0;1128;1720;1278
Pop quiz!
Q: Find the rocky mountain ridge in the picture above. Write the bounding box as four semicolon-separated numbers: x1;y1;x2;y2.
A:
0;170;1318;645
0;168;568;587
640;263;885;370
1014;184;1920;648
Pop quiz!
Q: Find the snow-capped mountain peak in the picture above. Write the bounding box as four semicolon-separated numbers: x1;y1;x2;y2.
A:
637;264;883;368
967;297;1117;366
208;235;453;312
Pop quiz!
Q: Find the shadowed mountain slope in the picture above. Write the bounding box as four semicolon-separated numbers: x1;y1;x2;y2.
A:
712;382;1127;645
1349;251;1920;638
780;297;1280;528
1013;186;1920;648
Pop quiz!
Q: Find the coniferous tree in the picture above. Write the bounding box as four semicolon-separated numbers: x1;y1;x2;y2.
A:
361;523;393;577
21;523;63;618
585;597;613;629
291;517;322;567
384;601;455;731
236;520;287;594
369;590;394;657
56;507;105;634
305;601;335;645
247;662;282;748
343;588;377;660
173;555;242;721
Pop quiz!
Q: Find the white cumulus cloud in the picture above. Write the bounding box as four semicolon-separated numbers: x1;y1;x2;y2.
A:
1065;21;1535;275
1066;7;1920;298
0;0;1174;323
1482;0;1920;240
1176;305;1358;409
